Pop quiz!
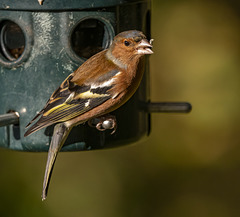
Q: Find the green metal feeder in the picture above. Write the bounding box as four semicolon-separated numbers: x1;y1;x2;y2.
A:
0;0;191;152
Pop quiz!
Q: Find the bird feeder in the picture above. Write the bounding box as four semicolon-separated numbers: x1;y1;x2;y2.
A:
0;0;191;152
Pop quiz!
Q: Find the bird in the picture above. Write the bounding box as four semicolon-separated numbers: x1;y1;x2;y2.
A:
24;30;153;200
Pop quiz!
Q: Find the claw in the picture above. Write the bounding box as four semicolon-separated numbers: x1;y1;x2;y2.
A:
88;114;117;134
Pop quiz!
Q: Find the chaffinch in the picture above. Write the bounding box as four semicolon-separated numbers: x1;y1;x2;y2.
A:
24;30;153;200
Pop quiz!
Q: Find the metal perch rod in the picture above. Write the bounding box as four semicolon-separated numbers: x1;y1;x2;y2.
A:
0;112;19;127
145;102;192;113
0;102;192;127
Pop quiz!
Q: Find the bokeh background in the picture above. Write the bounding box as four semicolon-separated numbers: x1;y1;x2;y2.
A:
1;0;240;216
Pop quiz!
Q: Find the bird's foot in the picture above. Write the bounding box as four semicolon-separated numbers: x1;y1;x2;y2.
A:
88;114;117;134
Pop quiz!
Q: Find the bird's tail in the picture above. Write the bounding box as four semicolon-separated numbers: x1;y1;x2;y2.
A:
42;123;73;201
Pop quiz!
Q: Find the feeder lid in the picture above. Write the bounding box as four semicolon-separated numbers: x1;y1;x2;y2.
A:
0;0;149;11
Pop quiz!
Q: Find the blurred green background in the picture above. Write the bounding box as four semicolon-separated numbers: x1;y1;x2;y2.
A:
1;0;240;216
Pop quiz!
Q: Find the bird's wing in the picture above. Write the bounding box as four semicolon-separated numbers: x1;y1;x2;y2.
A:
24;69;120;137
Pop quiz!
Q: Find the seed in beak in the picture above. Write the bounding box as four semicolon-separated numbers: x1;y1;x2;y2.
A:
137;39;153;55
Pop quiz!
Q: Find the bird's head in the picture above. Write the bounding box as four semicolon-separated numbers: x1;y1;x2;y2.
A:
107;30;153;69
113;30;153;55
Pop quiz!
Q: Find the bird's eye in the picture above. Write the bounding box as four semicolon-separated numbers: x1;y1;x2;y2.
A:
124;40;130;46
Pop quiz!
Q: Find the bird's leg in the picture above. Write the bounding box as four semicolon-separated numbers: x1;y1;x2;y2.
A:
42;123;73;201
88;114;117;134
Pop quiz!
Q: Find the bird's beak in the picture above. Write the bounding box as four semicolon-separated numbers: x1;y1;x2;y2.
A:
137;39;154;55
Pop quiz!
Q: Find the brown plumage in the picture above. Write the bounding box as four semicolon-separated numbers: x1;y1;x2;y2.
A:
24;30;153;200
